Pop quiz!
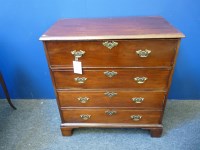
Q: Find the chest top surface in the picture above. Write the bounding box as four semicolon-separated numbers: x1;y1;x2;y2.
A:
39;16;184;41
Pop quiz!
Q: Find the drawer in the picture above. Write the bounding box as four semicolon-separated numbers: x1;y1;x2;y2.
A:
45;39;178;67
61;108;162;124
58;90;165;109
52;69;170;89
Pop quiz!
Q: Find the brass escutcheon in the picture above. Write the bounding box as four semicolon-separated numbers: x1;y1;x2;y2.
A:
102;41;118;49
71;50;85;61
105;110;117;116
104;71;118;78
134;77;148;84
132;97;144;103
104;92;117;98
74;77;87;84
78;97;89;103
131;115;142;121
80;114;91;120
136;49;151;57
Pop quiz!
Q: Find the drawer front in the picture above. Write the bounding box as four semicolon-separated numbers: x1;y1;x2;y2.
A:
46;39;178;67
58;90;165;108
62;109;162;124
52;69;170;89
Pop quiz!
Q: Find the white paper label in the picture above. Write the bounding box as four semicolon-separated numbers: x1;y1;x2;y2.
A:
73;61;82;74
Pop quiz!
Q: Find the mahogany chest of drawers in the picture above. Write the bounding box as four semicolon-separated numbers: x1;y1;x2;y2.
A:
40;17;184;137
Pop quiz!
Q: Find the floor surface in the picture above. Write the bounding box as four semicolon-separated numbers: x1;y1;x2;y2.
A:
0;100;200;150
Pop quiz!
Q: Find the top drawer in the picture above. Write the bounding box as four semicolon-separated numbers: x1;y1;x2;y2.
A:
45;39;178;68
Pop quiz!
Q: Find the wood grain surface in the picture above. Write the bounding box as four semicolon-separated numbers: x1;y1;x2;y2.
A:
40;16;185;40
61;108;162;124
46;39;178;68
58;90;165;108
52;68;170;89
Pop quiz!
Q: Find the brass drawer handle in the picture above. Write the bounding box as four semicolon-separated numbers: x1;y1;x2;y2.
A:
102;41;118;49
71;50;85;61
104;92;117;98
136;49;151;57
131;115;142;121
105;110;117;116
132;97;144;103
74;77;87;84
104;71;118;78
80;114;91;120
134;77;148;84
78;97;89;103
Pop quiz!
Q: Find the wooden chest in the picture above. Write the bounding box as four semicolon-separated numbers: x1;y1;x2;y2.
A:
40;17;184;137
